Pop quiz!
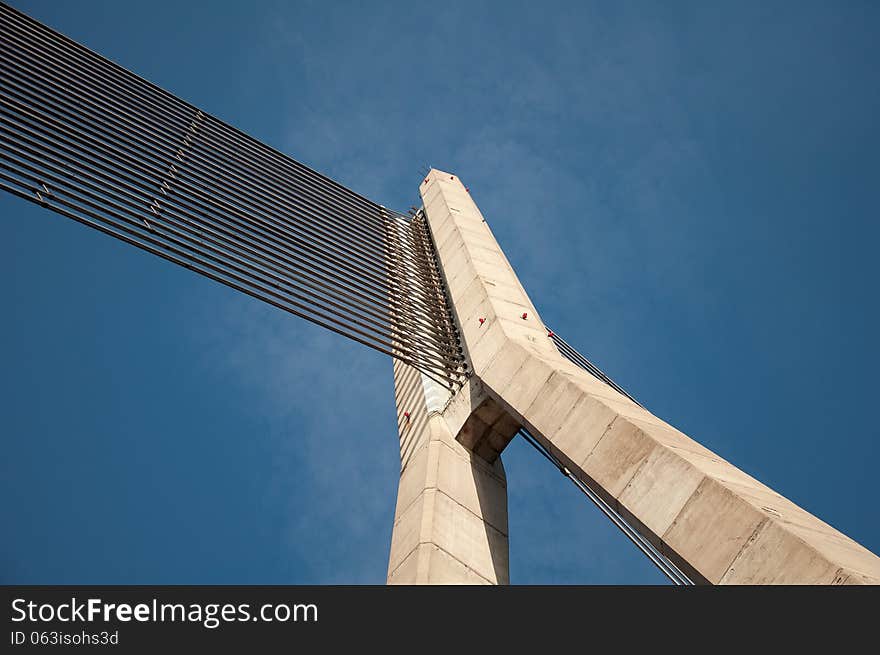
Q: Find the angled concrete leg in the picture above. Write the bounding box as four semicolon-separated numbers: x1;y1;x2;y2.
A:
386;360;510;584
420;167;880;585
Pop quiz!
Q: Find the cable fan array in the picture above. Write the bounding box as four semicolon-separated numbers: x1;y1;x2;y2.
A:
0;2;465;388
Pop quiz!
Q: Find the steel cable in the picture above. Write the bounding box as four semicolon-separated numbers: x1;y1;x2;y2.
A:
0;2;464;387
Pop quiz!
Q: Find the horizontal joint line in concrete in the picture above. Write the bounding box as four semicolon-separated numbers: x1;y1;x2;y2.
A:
388;541;496;585
391;483;509;537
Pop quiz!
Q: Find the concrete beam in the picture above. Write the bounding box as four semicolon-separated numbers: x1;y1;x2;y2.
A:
421;168;880;584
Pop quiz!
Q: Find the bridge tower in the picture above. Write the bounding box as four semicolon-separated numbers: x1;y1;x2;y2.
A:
2;3;879;585
386;169;880;585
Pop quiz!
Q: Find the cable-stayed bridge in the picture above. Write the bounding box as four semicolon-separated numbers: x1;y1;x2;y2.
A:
2;2;878;585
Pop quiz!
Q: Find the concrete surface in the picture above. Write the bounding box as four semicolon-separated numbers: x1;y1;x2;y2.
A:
419;168;880;585
386;359;509;584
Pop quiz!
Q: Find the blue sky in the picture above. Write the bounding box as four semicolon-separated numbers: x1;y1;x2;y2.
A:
1;0;878;584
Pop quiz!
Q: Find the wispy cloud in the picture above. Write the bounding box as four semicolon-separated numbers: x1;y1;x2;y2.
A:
188;292;399;583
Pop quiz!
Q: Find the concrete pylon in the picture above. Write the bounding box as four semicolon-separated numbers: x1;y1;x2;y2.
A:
386;360;512;583
389;168;880;585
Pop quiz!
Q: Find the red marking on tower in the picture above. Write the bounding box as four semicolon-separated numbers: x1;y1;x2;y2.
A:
521;312;528;320
478;317;486;326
